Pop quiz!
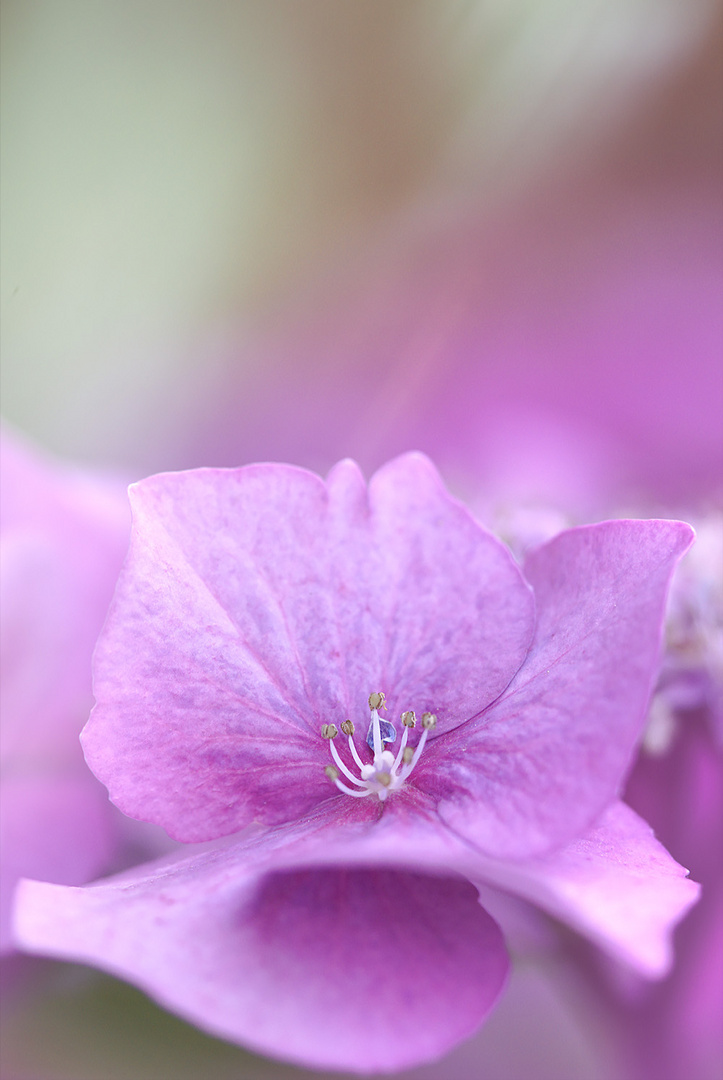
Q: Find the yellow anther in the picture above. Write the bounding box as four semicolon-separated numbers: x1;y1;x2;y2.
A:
421;712;437;730
377;772;392;786
368;691;386;711
401;710;417;728
341;720;355;736
321;724;338;739
325;765;339;780
402;747;414;764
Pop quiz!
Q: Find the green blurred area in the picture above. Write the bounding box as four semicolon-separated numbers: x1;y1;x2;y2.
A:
1;954;617;1080
2;0;714;473
1;962;339;1080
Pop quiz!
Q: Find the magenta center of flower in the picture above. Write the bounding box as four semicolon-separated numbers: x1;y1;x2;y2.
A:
322;692;436;802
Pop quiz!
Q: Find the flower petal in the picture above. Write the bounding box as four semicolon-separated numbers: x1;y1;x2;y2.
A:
1;430;130;761
424;519;694;856
267;795;698;979
467;802;700;978
14;836;509;1073
1;430;130;953
83;452;534;841
0;774;114;953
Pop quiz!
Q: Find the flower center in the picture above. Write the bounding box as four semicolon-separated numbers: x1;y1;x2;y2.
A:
322;691;436;801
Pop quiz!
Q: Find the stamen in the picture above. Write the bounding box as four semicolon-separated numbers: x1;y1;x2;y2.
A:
322;695;436;802
391;723;410;772
329;738;367;786
347;733;365;771
365;693;396;752
333;778;374;798
370;697;382;756
399;721;433;780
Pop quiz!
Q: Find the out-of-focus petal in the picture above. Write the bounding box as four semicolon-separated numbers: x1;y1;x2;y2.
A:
1;429;131;954
619;712;723;1080
1;431;130;760
0;774;114;952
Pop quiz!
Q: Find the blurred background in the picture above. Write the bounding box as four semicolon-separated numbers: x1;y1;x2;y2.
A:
3;0;721;497
2;1;722;1078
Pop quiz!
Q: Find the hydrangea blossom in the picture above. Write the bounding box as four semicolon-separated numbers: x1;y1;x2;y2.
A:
14;453;699;1072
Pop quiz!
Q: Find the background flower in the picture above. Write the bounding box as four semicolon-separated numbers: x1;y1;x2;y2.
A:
0;430;129;955
0;431;174;972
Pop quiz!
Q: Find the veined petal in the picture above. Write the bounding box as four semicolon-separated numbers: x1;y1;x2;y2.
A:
422;519;694;856
465;802;700;978
83;452;534;841
274;795;699;979
13;820;509;1074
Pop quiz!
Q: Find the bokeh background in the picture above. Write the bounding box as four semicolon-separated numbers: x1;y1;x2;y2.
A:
2;2;722;1078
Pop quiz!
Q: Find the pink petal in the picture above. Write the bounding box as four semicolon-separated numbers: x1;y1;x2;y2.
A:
1;430;130;761
423;519;694;857
1;431;131;953
14;837;509;1073
466;802;700;978
268;796;698;979
83;452;534;841
0;774;115;953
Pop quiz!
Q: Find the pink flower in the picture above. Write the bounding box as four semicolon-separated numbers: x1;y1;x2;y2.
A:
621;713;723;1080
14;453;699;1072
0;430;130;953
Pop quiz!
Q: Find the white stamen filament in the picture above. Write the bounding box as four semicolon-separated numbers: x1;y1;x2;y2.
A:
347;734;365;771
370;707;382;756
328;739;366;787
398;725;430;781
322;694;434;802
391;725;409;773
